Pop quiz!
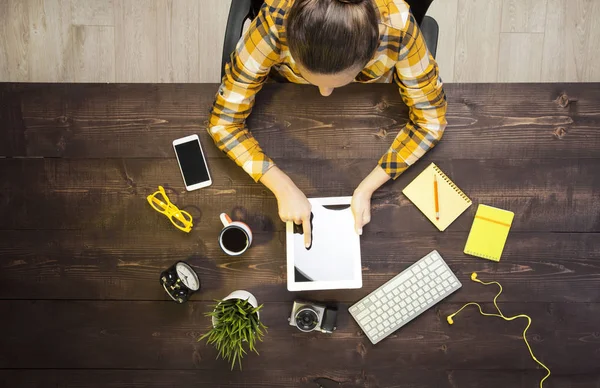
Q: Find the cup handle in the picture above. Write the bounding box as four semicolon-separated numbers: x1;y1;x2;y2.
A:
220;213;232;227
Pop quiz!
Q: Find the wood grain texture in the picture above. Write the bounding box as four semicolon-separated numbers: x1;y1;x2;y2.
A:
424;0;458;82
582;0;600;81
0;300;598;373
1;229;598;303
71;25;115;82
0;0;30;81
497;33;544;82
1;370;598;388
1;158;599;233
454;0;502;82
156;0;200;82
114;0;158;82
541;0;600;82
26;0;72;82
1;82;600;386
1;83;599;159
501;0;548;33
199;0;232;82
70;0;115;26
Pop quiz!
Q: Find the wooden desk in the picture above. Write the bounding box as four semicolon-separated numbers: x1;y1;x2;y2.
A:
0;83;599;387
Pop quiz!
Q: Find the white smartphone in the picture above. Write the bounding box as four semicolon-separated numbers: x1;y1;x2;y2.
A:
172;134;212;190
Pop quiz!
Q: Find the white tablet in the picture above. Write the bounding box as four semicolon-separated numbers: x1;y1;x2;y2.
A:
286;197;363;291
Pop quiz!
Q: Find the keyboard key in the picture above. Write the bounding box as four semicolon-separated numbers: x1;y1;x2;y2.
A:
375;290;384;298
355;309;370;321
429;259;442;270
382;270;414;293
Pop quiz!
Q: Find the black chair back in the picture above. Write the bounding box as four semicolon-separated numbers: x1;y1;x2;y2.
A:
404;0;435;25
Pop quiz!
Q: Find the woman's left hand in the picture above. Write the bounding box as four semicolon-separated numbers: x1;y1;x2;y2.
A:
352;165;392;236
351;189;372;236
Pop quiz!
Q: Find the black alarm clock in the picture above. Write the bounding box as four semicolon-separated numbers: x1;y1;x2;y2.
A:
160;261;200;303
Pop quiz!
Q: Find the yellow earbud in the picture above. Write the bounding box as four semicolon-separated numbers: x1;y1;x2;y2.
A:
446;315;454;325
471;272;479;281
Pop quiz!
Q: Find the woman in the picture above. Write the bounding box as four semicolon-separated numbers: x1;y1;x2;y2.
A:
208;0;447;247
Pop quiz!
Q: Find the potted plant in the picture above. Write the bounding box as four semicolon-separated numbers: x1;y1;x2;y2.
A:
199;290;267;370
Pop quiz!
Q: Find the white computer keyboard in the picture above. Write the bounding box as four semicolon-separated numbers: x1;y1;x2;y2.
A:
349;250;461;344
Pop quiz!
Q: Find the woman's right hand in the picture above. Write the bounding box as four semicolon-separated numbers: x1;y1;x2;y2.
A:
260;167;312;248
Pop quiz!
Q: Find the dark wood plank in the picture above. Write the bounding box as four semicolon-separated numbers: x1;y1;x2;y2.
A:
1;158;599;233
0;300;597;374
1;83;599;159
1;229;599;303
1;369;597;388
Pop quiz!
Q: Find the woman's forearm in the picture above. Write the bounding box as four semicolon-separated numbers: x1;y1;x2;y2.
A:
355;165;391;196
259;166;296;197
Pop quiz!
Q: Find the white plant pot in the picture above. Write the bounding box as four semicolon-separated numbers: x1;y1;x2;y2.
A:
211;290;259;327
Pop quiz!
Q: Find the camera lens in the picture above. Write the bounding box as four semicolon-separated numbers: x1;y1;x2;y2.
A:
295;307;319;332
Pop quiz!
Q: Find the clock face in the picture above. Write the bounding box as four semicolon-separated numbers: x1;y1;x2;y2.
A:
176;262;200;291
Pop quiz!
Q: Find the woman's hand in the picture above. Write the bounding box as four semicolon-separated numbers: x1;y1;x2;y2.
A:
275;184;312;247
351;189;372;235
352;166;392;235
260;166;312;248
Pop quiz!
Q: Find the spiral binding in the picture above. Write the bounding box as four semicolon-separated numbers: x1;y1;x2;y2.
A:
433;165;472;204
464;250;499;261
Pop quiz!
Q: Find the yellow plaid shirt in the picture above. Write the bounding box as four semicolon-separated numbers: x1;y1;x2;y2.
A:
209;0;447;182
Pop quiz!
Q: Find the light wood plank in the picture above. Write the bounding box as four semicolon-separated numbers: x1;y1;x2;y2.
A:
0;0;30;81
114;0;158;82
501;0;547;33
541;0;574;81
156;0;200;82
199;0;232;82
497;33;544;82
454;0;502;82
541;0;597;82
26;0;72;82
426;0;458;82
71;25;115;82
582;0;600;81
70;0;114;26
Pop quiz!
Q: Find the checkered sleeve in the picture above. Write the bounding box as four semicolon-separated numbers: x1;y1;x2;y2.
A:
378;12;447;179
208;4;281;182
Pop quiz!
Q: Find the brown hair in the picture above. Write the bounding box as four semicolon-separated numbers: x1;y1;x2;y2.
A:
287;0;379;74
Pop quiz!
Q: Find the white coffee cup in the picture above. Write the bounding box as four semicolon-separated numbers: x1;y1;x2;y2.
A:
218;213;253;256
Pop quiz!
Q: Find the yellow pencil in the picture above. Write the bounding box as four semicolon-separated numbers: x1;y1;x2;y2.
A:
433;174;440;221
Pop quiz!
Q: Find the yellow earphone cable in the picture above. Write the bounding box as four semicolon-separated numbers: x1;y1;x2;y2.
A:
447;273;551;388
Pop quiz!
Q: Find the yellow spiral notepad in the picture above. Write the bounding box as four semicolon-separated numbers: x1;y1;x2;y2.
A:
464;204;515;262
402;163;472;232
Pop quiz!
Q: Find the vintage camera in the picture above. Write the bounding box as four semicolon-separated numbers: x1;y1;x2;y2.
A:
288;300;338;333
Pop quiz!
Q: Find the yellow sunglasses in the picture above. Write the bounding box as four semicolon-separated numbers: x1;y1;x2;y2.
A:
147;186;193;233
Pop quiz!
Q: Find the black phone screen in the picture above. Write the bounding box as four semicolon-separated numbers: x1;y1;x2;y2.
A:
175;140;210;186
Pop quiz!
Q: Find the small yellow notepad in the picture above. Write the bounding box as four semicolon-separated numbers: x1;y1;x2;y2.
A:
402;163;472;231
464;204;515;262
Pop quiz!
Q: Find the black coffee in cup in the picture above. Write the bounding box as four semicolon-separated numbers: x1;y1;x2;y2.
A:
220;227;248;253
